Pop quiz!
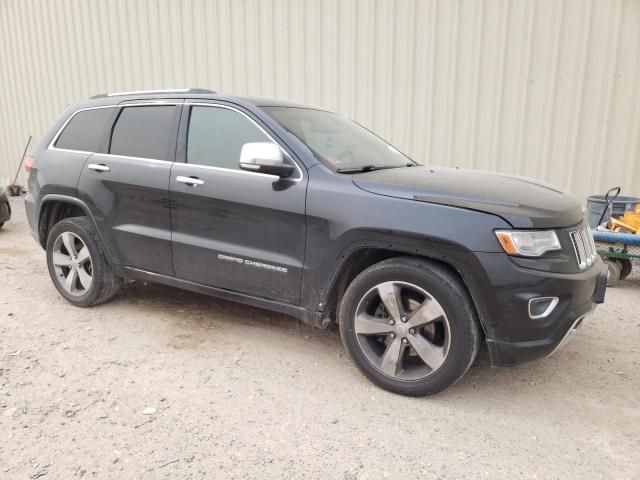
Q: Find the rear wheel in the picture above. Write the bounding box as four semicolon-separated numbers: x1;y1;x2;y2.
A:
339;257;481;396
46;217;121;306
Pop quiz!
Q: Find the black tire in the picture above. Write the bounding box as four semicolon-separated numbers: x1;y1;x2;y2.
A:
339;257;481;396
46;216;121;307
616;259;632;280
603;259;621;287
0;222;4;228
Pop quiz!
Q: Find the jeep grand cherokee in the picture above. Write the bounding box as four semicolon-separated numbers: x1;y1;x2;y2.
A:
24;89;607;396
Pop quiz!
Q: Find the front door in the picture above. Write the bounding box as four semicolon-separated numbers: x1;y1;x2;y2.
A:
77;102;181;275
170;103;307;303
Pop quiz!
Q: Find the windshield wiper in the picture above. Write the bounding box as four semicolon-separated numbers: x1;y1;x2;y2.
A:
336;162;416;174
336;164;379;173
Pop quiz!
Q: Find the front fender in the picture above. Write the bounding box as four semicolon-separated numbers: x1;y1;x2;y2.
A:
300;166;512;331
308;230;472;307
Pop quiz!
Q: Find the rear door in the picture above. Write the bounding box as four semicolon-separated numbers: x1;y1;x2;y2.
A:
77;101;182;275
169;102;307;303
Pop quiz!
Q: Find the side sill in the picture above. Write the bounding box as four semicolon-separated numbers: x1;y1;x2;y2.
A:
120;266;324;328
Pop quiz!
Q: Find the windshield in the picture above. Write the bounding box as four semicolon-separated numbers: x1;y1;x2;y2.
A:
262;107;416;172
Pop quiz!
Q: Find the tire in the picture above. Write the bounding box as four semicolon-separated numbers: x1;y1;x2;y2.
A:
603;259;621;287
46;216;121;307
339;257;481;396
616;259;632;280
0;222;4;228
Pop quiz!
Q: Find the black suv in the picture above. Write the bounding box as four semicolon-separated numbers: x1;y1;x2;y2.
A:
25;89;607;396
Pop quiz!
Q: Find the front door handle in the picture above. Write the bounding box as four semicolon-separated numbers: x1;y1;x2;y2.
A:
176;175;205;186
87;163;110;172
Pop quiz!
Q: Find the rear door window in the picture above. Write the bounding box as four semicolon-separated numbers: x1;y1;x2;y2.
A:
109;105;177;160
54;108;114;152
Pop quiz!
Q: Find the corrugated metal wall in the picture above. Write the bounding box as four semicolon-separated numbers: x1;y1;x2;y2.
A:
1;0;638;200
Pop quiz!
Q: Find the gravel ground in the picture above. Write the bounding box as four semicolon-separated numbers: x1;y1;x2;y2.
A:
1;196;639;479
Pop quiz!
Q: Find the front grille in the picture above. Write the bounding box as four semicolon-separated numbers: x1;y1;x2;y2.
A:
569;227;597;270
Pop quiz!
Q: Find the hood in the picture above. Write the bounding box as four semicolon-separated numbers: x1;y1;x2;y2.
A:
352;166;583;228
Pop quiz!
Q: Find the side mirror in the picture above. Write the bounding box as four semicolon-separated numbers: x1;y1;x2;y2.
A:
239;142;295;178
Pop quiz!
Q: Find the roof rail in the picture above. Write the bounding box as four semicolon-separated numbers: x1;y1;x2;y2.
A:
90;88;217;99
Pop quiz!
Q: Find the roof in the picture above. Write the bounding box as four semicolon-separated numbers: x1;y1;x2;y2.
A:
235;96;325;110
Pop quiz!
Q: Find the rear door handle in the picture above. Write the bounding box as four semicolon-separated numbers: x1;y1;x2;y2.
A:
87;163;110;172
176;175;204;186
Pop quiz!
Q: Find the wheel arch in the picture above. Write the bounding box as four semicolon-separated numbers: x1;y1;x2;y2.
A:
37;195;109;258
319;245;490;338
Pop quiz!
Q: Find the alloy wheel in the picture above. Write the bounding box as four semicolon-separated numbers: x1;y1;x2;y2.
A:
353;281;451;381
51;232;93;296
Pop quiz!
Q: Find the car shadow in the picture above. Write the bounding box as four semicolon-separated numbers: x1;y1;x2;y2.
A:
105;279;584;401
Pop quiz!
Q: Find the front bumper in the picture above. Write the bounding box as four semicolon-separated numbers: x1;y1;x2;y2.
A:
465;252;607;367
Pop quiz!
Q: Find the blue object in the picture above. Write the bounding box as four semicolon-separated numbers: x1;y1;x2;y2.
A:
592;230;640;246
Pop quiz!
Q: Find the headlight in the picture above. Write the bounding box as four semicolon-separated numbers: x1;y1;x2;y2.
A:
495;230;561;257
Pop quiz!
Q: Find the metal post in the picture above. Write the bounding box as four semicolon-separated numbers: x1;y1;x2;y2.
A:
11;135;32;187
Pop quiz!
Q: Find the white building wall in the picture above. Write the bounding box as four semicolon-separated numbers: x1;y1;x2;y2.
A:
1;0;638;200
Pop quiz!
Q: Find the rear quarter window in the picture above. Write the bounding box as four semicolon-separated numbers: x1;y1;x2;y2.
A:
54;108;114;152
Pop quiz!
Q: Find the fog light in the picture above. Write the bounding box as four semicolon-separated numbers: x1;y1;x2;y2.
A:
528;297;559;319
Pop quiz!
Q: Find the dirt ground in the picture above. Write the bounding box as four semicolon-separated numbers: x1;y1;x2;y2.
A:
0;196;638;480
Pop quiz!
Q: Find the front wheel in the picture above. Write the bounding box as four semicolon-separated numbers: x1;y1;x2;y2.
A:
46;217;121;307
339;257;481;396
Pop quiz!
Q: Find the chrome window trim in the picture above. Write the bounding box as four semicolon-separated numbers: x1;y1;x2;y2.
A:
47;102;182;153
48;147;95;155
90;152;174;165
184;102;304;182
172;161;280;180
48;104;116;152
47;101;305;182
